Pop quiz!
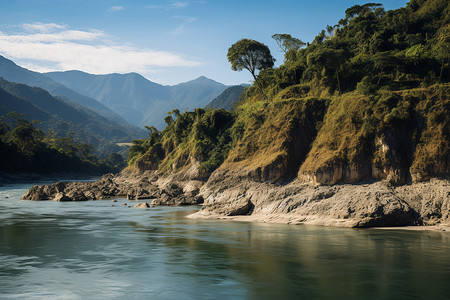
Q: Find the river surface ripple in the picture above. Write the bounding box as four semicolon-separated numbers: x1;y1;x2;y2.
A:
0;182;449;300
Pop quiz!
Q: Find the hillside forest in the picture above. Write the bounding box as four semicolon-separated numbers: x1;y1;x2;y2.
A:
128;0;449;185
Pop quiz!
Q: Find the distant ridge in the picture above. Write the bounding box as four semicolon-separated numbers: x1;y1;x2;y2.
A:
0;77;146;144
45;71;228;129
0;55;128;125
205;85;246;110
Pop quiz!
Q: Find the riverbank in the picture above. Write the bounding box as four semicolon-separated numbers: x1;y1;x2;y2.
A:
191;176;449;229
187;213;450;232
20;169;449;229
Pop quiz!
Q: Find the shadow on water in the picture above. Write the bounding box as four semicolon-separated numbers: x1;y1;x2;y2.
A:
127;209;450;300
1;183;450;299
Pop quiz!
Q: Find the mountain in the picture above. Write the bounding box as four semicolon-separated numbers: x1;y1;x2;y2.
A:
45;71;228;129
205;85;246;110
0;78;146;145
0;55;127;125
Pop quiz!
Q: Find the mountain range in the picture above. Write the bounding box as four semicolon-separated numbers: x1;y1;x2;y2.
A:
0;56;127;125
45;71;228;129
0;77;146;147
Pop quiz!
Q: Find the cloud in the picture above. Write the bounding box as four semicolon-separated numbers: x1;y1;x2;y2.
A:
108;6;125;12
21;22;67;33
0;23;200;77
170;1;189;8
171;16;197;35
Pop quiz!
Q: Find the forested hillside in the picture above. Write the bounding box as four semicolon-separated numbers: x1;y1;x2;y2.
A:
0;113;124;174
127;0;449;185
0;78;146;158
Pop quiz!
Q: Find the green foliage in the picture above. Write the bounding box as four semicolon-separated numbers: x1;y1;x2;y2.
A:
130;1;449;184
128;109;235;174
237;0;449;100
0;113;123;174
227;38;275;100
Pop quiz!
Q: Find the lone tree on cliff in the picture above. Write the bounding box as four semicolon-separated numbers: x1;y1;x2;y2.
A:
227;39;275;100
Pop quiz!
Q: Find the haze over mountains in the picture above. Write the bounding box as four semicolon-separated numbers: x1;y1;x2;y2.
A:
0;56;127;125
0;55;149;152
205;85;246;111
45;71;228;129
0;77;146;146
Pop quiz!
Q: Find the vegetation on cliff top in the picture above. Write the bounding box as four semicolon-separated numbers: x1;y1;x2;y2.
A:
128;0;449;184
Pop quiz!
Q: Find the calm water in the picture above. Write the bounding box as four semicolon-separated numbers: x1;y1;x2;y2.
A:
0;183;449;300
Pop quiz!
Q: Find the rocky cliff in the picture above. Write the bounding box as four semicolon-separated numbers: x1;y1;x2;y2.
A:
21;85;449;228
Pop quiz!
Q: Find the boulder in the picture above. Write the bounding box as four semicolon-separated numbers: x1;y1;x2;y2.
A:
53;192;72;202
134;202;150;208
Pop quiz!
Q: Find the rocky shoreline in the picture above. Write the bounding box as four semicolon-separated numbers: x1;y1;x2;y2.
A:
192;178;450;229
21;169;449;229
21;171;204;206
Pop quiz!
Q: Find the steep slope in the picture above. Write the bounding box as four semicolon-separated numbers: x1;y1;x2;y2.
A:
0;86;51;123
0;78;146;144
205;85;246;110
45;71;227;129
0;55;127;125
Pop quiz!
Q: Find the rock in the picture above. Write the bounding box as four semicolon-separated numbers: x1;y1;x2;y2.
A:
134;202;150;208
66;191;88;201
122;203;127;205
53;192;72;202
227;199;254;216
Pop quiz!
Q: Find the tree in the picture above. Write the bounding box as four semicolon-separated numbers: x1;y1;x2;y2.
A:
435;24;450;82
10;119;44;155
227;39;275;100
272;34;305;55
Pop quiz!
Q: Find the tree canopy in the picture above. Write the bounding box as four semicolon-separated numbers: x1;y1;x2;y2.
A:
227;39;275;100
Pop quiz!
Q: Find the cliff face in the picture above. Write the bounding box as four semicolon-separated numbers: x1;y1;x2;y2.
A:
214;98;328;184
192;85;449;227
203;85;448;187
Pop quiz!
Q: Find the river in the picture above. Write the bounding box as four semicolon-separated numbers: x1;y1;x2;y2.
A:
1;182;449;299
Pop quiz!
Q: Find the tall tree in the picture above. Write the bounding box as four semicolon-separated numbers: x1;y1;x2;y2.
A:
227;39;275;100
272;34;305;55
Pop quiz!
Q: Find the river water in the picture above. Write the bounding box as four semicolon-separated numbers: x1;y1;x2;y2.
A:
1;182;449;300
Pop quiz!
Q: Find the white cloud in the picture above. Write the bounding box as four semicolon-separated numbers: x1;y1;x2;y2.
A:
0;23;200;76
22;22;67;33
108;6;125;12
170;1;189;8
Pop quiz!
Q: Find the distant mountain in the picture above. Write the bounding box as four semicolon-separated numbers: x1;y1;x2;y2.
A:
0;78;146;145
205;85;246;110
45;71;228;129
0;55;127;125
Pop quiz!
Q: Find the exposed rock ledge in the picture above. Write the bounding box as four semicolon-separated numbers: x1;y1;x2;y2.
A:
190;177;450;229
21;170;449;229
21;171;204;207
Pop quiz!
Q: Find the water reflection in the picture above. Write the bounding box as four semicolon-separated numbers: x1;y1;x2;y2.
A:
1;184;450;299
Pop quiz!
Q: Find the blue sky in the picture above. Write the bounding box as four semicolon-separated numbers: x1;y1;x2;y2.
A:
0;0;408;85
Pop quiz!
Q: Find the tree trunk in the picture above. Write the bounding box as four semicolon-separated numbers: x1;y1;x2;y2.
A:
251;72;267;101
336;70;341;95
